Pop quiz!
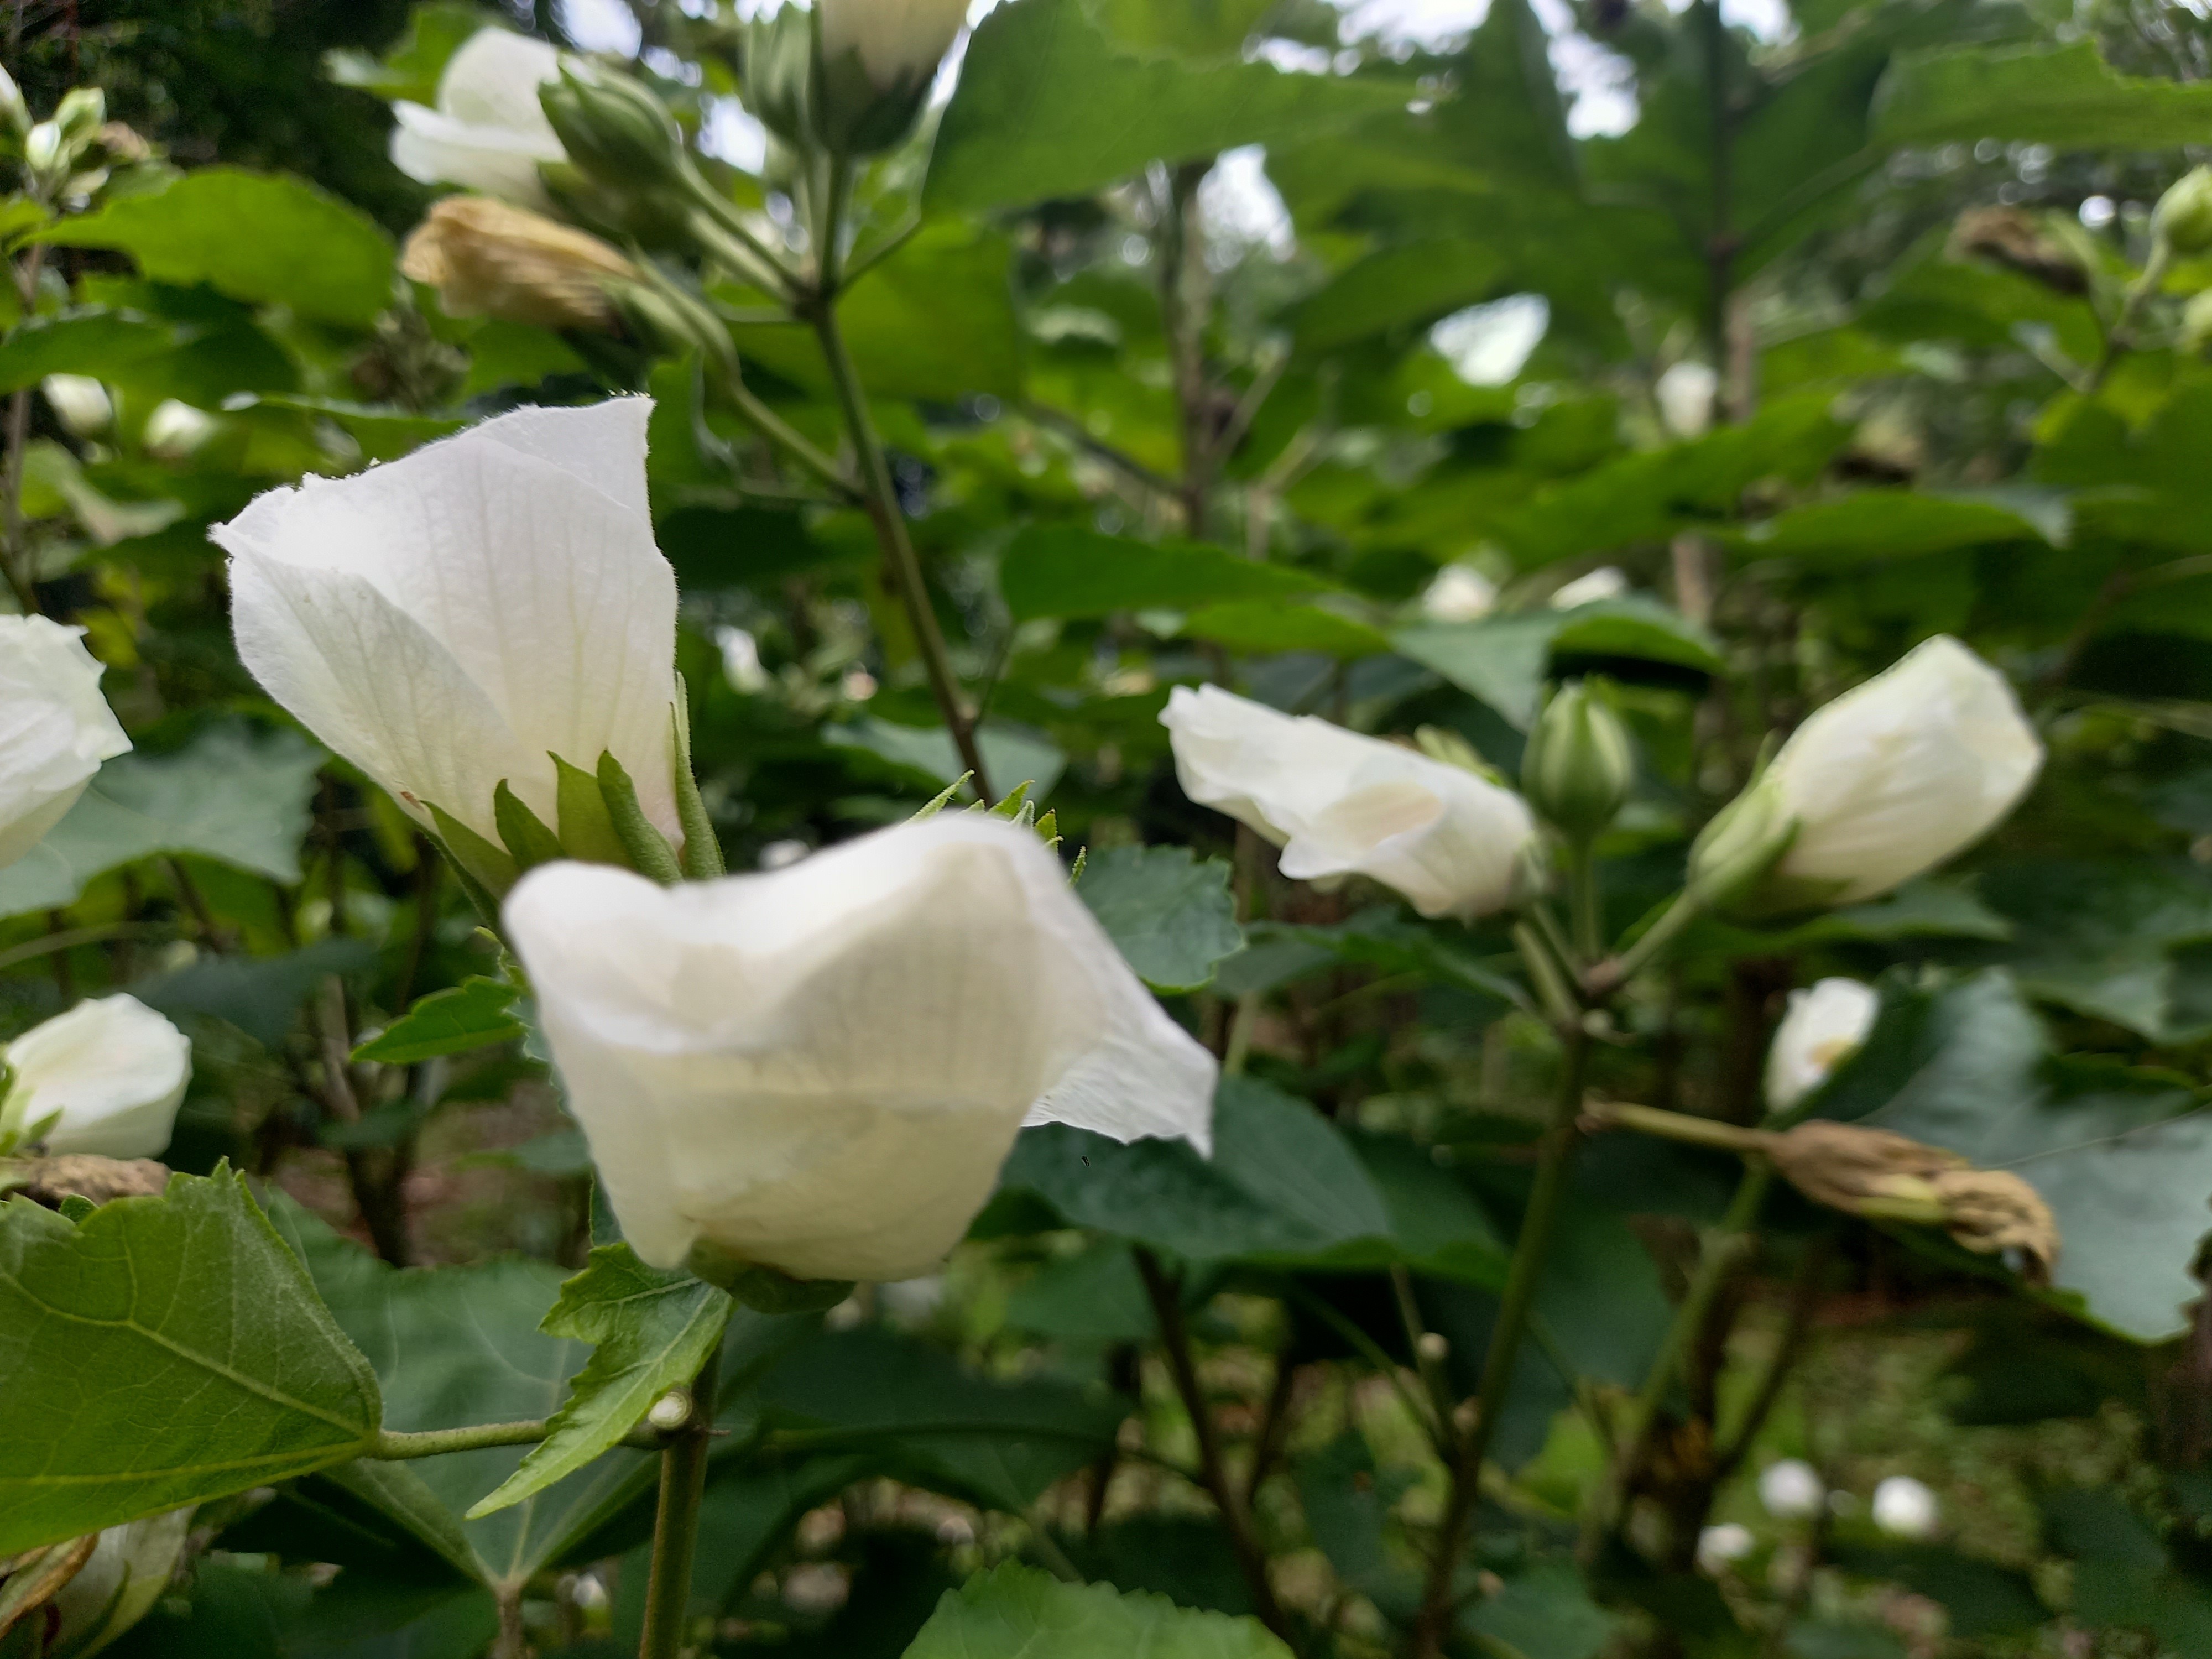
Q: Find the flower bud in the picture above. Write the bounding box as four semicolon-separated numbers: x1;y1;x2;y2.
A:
540;62;690;195
401;195;639;332
23;120;64;184
1871;1476;1939;1540
1162;685;1540;921
605;263;741;385
51;87;106;151
502;815;1218;1283
1694;637;2041;915
744;5;817;150
1656;361;1717;439
1522;680;1634;843
390;29;568;206
41;373;112;439
49;1509;195;1652
0;615;131;869
1763;977;1877;1114
142;399;218;460
0;66;27;140
2154;165;2212;259
2185;288;2212;356
814;0;971;156
1420;563;1496;622
212;399;682;861
0;995;192;1160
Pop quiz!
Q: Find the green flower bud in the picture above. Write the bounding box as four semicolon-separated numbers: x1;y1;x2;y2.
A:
51;87;106;150
1684;771;1799;914
813;0;967;156
2154;165;2212;259
1521;680;1634;843
540;62;689;194
2185;289;2212;356
744;5;817;152
0;67;29;141
607;264;741;385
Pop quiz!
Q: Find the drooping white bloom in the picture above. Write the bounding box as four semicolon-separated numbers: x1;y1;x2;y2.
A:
819;0;972;91
49;1507;194;1653
1872;1475;1940;1538
42;373;111;437
1764;636;2041;904
503;815;1217;1282
1757;1458;1826;1520
1764;979;1879;1113
213;398;681;849
1420;563;1498;622
1695;1522;1755;1574
390;29;567;205
1551;566;1628;609
1656;361;1719;439
0;615;130;869
1161;685;1538;920
0;995;192;1159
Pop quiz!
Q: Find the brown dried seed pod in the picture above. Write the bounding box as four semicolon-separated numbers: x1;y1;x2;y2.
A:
7;1154;171;1208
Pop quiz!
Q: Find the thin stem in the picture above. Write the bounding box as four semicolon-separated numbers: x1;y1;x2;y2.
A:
1582;1097;1767;1154
1410;1027;1589;1659
811;280;991;797
1;244;45;614
1568;843;1603;966
843;212;921;288
682;192;797;302
1584;1161;1774;1555
706;359;857;501
1390;1264;1460;1457
1713;1233;1829;1482
375;1421;559;1458
1586;889;1705;1000
1135;1246;1293;1642
0;922;156;972
1511;919;1582;1030
1286;1281;1449;1458
1156;159;1216;538
2089;244;2170;394
640;1348;721;1659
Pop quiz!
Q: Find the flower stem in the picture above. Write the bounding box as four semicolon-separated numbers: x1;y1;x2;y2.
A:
639;1349;721;1659
1410;1025;1588;1659
1585;888;1705;1000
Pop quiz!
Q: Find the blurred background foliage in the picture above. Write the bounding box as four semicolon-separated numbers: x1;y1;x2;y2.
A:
8;0;2212;1655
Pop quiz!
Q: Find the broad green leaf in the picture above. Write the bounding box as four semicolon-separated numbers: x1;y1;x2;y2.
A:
354;978;525;1066
0;309;178;394
1396;597;1723;728
1969;859;2212;1042
1076;843;1242;992
323;2;488;103
1002;1240;1154;1343
1814;971;2212;1342
826;717;1066;801
135;937;376;1048
1873;40;2212;153
1463;1560;1620;1659
38;168;396;328
468;1245;732;1519
999;525;1332;621
0;723;325;919
926;0;1405;213
1726;489;2066;567
754;1328;1121;1511
1825;1542;2046;1637
0;1169;382;1554
903;1563;1292;1658
1181;603;1392;658
1292;240;1507;353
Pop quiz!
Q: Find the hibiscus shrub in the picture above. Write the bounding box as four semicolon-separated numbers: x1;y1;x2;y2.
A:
7;2;2212;1656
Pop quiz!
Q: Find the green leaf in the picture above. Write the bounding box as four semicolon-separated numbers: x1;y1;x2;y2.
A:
1181;603;1392;658
1873;40;2212;153
1825;1542;2046;1637
1463;1560;1620;1659
0;1168;382;1554
1000;525;1332;622
0;722;326;918
1726;489;2066;567
1396;597;1723;728
552;754;628;869
826;718;1067;802
468;1245;732;1520
37;168;396;328
136;937;377;1048
0;309;178;394
902;1563;1292;1658
1076;843;1242;992
926;0;1405;213
493;780;564;872
1292;239;1508;353
353;978;525;1066
324;2;487;103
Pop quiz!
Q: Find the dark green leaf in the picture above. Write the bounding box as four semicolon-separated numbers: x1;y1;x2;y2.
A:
136;937;376;1048
354;979;525;1066
902;1563;1292;1658
1076;843;1242;992
0;309;178;394
1874;40;2212;152
999;525;1333;622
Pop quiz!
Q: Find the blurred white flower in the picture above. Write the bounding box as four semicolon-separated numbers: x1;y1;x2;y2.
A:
0;615;130;869
1762;636;2041;905
1162;685;1538;920
503;815;1218;1282
1757;1458;1827;1520
390;29;568;205
1764;979;1879;1113
819;0;971;92
0;995;192;1159
1656;361;1719;439
879;1275;947;1324
49;1507;194;1654
1696;1522;1755;1573
42;373;111;439
1551;566;1628;608
214;399;681;852
1420;563;1498;623
759;838;810;871
141;400;217;460
715;625;770;695
1872;1475;1940;1538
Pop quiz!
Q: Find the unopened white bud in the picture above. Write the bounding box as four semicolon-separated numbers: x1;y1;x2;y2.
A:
647;1389;692;1431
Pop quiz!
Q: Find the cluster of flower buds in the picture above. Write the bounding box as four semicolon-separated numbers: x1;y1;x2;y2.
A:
0;75;150;205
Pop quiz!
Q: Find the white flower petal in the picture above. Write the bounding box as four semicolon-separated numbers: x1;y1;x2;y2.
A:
7;994;191;1159
1162;685;1537;919
505;816;1215;1281
820;0;971;87
1764;978;1879;1113
0;615;130;869
214;398;679;846
388;30;567;203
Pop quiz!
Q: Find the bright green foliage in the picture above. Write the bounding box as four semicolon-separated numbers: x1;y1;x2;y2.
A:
1076;843;1242;992
903;1563;1293;1658
0;1169;382;1553
352;977;523;1065
1000;525;1333;620
467;1244;731;1521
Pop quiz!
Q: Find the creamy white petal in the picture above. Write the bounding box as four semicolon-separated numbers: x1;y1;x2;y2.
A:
388;30;566;204
505;817;1215;1281
1767;636;2042;904
6;994;191;1159
439;29;565;135
0;616;130;869
214;398;679;845
1162;685;1537;919
1764;977;1879;1113
820;0;971;87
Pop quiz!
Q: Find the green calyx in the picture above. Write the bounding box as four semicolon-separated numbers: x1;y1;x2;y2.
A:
540;62;690;194
2154;165;2212;259
1521;680;1635;844
1684;772;1808;918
